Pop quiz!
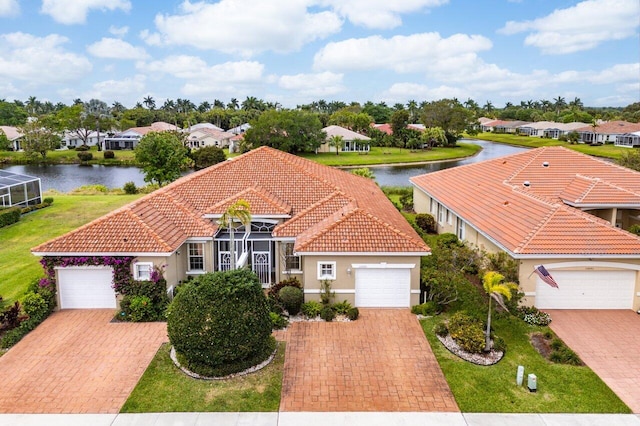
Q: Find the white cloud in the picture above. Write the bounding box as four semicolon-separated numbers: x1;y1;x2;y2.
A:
82;75;146;102
109;25;129;37
41;0;131;25
279;72;345;96
319;0;448;29
149;0;342;56
139;29;162;46
0;32;92;84
313;33;492;74
499;0;640;54
587;63;640;84
380;82;468;103
0;0;19;16
137;56;266;98
87;38;148;60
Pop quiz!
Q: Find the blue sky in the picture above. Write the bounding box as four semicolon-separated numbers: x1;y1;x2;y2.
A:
0;0;638;109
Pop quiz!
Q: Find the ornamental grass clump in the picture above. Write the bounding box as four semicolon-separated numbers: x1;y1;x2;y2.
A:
167;269;275;377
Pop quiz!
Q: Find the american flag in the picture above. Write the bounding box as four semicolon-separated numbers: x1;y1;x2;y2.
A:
533;265;559;288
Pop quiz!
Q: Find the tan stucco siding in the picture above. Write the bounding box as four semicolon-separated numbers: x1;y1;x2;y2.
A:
301;255;422;305
518;258;640;311
413;187;431;213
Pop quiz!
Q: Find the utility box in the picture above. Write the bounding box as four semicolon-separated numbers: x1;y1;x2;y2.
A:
528;374;537;392
516;366;524;386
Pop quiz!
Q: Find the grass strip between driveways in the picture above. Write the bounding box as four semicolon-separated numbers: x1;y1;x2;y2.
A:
0;193;142;303
420;315;630;413
121;342;285;412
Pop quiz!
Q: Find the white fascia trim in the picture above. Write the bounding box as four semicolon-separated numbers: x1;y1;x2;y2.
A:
54;265;112;270
410;289;421;294
203;214;289;220
513;254;640;260
524;292;536;296
351;263;416;269
567;203;640;209
273;237;296;242
32;252;173;257
298;252;430;256
185;238;213;243
541;261;640;271
304;289;355;294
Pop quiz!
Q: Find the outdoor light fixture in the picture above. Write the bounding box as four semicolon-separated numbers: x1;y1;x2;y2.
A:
346;267;352;275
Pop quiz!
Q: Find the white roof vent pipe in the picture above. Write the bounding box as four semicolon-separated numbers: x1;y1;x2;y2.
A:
523;181;531;187
542;162;549;167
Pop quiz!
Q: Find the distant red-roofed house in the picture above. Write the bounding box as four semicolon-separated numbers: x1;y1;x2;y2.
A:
33;146;429;309
186;127;235;149
576;121;640;145
411;146;640;311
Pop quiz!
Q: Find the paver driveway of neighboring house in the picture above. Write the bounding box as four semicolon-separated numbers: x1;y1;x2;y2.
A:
0;310;167;414
548;310;640;413
278;309;458;412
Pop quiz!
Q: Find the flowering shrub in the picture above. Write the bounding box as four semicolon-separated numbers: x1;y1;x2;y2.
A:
517;306;552;326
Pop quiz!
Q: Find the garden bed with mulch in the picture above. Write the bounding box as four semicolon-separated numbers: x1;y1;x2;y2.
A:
437;333;504;366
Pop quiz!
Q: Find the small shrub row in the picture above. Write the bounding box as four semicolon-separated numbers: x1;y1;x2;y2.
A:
20;200;53;215
77;152;93;162
0;207;21;228
270;311;289;330
411;301;438;316
301;300;323;317
447;311;485;354
103;150;115;159
123;181;138;194
415;213;436;234
516;306;552;326
74;145;90;151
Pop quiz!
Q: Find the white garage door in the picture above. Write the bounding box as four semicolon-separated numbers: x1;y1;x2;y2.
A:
58;267;116;309
355;268;411;308
536;270;635;309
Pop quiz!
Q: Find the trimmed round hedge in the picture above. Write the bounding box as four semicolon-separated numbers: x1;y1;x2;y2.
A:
167;268;274;377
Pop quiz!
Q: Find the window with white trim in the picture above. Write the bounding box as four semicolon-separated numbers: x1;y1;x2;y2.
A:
430;198;435;214
457;217;465;240
283;243;300;271
438;203;445;224
134;262;153;280
317;261;336;280
188;243;205;272
447;210;452;225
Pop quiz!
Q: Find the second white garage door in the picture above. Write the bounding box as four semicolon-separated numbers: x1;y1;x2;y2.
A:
536;269;635;309
355;268;411;308
58;267;116;309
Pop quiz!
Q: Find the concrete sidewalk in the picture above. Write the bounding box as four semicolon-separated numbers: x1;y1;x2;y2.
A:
0;412;638;426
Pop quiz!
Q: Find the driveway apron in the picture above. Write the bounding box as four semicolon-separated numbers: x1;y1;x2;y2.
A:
278;309;458;412
548;309;640;413
0;310;167;414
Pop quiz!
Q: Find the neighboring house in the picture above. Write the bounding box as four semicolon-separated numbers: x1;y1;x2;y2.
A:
188;122;224;132
516;122;588;138
616;131;640;148
227;123;251;135
576;121;640;145
103;122;179;150
32;146;428;310
411;146;640;311
372;123;425;135
62;130;106;148
494;121;530;134
0;125;23;151
319;125;371;153
186;128;235;149
0;170;42;207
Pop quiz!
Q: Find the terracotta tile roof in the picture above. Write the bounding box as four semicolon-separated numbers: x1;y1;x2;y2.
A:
575;121;640;134
411;146;640;257
34;146;428;255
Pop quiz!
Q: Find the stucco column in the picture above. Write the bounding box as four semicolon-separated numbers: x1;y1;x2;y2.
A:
611;208;618;226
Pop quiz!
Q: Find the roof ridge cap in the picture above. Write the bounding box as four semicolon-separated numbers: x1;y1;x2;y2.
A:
273;191;348;234
514;205;562;253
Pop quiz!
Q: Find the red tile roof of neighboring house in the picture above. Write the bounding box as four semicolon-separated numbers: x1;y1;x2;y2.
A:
411;146;640;257
575;121;640;134
34;147;428;255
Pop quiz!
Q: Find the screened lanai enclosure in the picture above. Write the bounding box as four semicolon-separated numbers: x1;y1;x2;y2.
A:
0;170;42;208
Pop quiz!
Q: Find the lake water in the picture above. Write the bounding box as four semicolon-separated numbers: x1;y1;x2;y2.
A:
1;140;529;192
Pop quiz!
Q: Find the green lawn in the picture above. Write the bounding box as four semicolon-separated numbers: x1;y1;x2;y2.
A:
420;315;630;413
1;147;138;165
0;193;142;303
299;143;481;166
121;342;285;412
472;133;627;160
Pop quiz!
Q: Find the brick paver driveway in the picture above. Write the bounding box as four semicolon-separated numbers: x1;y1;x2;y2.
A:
278;309;458;412
548;310;640;413
0;310;167;414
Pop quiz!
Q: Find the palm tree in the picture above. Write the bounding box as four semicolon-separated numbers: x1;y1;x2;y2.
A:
483;101;494;114
407;100;419;123
328;135;344;155
482;271;517;352
218;200;252;270
143;96;156;110
198;101;211;113
227;98;239;110
554;96;566;114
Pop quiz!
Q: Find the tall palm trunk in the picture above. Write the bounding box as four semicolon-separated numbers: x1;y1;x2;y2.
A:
485;297;492;352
